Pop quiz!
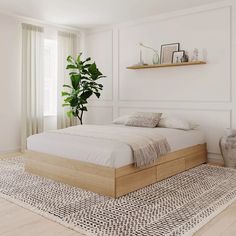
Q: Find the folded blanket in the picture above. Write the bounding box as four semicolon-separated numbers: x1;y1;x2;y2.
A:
51;125;171;168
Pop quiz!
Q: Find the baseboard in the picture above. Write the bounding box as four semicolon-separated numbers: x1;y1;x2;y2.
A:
207;153;224;165
0;147;21;156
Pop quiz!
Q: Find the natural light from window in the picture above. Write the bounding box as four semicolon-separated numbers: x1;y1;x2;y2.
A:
44;39;57;116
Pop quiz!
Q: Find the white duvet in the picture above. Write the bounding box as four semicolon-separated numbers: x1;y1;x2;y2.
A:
27;125;205;168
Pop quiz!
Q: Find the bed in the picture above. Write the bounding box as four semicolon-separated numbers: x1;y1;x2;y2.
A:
25;124;207;198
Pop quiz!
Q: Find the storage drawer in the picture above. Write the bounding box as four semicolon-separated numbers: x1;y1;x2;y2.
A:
116;167;156;197
185;152;207;170
156;158;185;181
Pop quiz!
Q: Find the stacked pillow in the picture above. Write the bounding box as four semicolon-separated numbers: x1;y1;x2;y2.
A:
158;116;198;130
125;112;162;128
112;112;198;130
113;112;162;128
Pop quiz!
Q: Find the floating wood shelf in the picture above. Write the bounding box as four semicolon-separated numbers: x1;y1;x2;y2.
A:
126;61;206;70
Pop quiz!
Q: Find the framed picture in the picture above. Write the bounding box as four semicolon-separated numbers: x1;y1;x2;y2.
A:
172;50;185;63
160;43;180;64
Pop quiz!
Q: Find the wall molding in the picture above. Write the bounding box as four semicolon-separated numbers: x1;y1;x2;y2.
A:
85;1;235;164
116;2;232;29
88;104;113;108
0;9;83;34
117;5;232;103
85;27;114;35
87;29;114;102
117;106;232;113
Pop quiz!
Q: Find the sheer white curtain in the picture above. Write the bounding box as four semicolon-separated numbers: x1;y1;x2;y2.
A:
57;31;78;129
21;23;44;150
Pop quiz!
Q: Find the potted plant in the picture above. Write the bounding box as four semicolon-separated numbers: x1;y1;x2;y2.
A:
62;53;105;125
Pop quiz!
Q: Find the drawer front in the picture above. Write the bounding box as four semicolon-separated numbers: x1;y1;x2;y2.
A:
156;158;186;181
116;167;156;197
185;152;207;170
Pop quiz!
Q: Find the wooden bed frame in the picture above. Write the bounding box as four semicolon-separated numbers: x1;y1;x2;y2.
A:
24;143;207;198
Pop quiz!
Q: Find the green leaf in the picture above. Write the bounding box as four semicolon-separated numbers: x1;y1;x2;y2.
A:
76;53;82;64
69;71;78;75
61;91;70;96
97;75;106;79
64;97;73;103
80;90;93;100
83;64;92;68
83;57;91;64
72;110;77;116
62;103;70;107
73;89;81;95
70;74;81;89
67;56;74;64
67;110;73;117
88;63;97;75
79;99;88;105
94;92;100;98
66;64;77;69
63;84;72;89
70;97;79;107
81;107;88;111
81;69;90;75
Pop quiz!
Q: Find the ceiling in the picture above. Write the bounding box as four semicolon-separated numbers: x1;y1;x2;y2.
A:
0;0;223;28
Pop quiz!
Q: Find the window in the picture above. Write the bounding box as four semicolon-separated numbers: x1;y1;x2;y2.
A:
44;39;57;116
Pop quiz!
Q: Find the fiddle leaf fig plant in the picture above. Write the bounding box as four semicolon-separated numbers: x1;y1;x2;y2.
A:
62;53;105;125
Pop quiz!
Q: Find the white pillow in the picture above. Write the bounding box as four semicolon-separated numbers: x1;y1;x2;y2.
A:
112;115;130;125
125;112;162;128
158;117;198;130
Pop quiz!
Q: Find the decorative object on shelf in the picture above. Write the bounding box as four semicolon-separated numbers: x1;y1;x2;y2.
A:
182;51;189;62
139;42;160;64
160;43;180;64
139;47;145;65
133;44;148;67
219;129;236;168
191;48;199;61
126;61;206;69
172;50;185;63
202;48;208;62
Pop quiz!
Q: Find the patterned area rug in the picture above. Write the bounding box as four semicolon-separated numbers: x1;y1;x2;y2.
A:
0;156;236;236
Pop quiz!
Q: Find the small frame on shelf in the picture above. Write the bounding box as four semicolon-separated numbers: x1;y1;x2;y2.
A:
172;50;185;63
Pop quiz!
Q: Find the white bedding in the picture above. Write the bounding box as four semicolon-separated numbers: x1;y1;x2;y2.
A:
27;126;205;168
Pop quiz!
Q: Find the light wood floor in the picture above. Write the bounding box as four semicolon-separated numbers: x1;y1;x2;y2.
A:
0;198;81;236
0;153;236;235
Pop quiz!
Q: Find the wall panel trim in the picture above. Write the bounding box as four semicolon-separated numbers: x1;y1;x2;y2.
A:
117;5;232;103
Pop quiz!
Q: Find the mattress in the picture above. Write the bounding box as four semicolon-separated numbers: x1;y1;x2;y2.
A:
27;126;205;168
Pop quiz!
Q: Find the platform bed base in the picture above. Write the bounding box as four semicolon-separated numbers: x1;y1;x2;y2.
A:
25;144;207;198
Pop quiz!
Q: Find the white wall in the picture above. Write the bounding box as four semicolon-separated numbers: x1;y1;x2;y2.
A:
0;13;21;153
85;0;236;163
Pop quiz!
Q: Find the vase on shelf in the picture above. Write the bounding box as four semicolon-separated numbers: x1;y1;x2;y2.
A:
152;52;160;64
219;129;236;168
